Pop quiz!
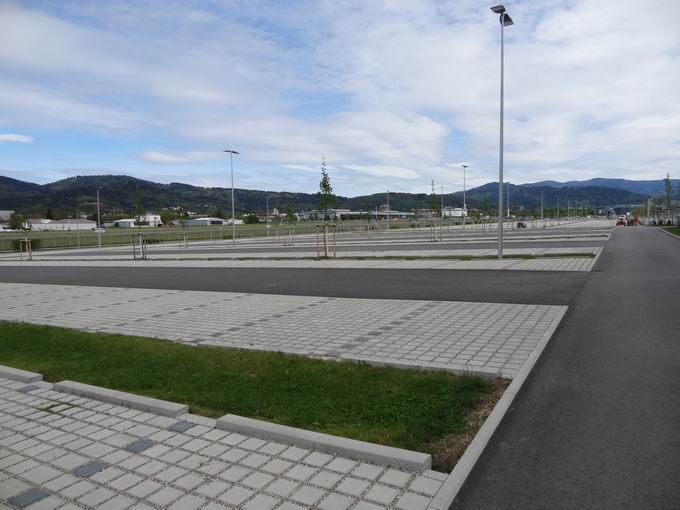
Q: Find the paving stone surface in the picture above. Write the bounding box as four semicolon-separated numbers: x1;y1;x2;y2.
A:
0;247;601;271
0;284;567;379
0;377;445;509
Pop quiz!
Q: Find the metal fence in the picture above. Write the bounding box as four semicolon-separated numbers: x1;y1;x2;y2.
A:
0;217;612;253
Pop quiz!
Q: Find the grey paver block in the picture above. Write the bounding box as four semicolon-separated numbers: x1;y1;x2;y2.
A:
318;492;354;510
8;488;50;508
78;487;116;506
127;479;162;498
196;480;230;498
337;477;371;496
310;470;343;489
72;461;108;477
168;420;195;433
291;484;326;505
379;468;411;487
265;478;298;498
243;494;280;510
241;471;274;490
173;473;205;491
97;494;136;510
364;483;399;505
147;486;185;507
410;474;442;495
125;438;154;453
352;463;383;480
218;485;253;506
396;491;430;510
108;472;143;491
168;494;205;510
59;479;95;498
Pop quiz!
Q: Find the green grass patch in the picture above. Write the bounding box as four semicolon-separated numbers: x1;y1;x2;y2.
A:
0;321;493;467
663;227;680;237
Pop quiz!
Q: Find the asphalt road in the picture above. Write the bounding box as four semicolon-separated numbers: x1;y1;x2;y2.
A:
453;227;680;509
0;266;586;305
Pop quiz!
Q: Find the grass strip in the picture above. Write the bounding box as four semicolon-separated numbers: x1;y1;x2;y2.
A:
663;227;680;238
0;321;495;470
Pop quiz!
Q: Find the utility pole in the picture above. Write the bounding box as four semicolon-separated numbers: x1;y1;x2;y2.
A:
266;196;269;237
386;190;390;231
541;192;544;220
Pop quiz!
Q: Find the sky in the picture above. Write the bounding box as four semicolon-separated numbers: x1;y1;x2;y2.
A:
1;0;679;196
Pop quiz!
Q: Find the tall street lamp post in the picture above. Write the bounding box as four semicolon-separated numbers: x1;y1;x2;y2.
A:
491;4;513;259
223;150;240;243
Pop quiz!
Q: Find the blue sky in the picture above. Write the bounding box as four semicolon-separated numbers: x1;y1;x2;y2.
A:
1;0;679;196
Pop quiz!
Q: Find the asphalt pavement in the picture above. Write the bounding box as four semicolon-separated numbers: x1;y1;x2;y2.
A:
453;227;680;509
0;266;586;305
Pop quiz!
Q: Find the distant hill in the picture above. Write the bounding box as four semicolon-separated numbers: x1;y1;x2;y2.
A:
524;178;680;197
0;174;651;219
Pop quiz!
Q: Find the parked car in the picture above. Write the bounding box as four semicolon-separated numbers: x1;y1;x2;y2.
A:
616;217;626;226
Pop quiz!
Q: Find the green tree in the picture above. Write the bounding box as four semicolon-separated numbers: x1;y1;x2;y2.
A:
244;214;260;224
160;210;176;225
481;195;491;216
429;181;439;217
8;212;25;230
214;206;225;219
46;208;54;220
664;173;673;208
133;185;145;228
317;156;336;220
285;204;296;224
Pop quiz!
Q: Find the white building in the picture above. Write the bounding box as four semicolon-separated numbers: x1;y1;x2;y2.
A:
0;211;14;221
442;207;468;218
29;219;97;231
112;214;162;228
189;217;228;226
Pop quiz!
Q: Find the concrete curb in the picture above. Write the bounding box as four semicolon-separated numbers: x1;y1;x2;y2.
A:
427;306;568;510
217;414;431;473
53;380;188;417
657;227;680;240
0;365;43;383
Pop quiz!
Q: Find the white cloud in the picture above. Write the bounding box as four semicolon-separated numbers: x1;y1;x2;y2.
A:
0;0;679;194
140;150;220;164
0;133;32;143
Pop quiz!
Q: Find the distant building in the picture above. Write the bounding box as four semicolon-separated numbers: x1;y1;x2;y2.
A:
29;219;96;231
189;217;228;226
111;214;162;228
442;207;468;218
0;211;14;221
